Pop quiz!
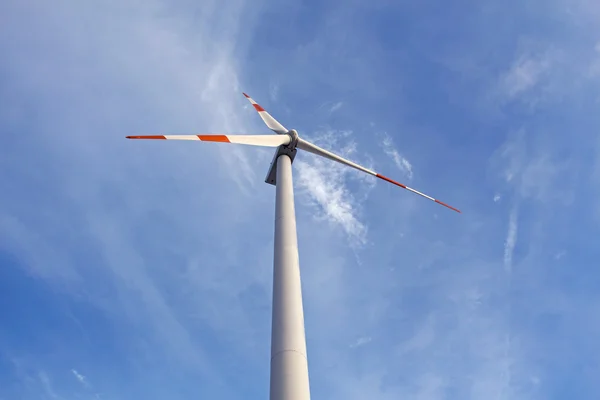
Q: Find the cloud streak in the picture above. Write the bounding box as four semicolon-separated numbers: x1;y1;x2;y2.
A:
71;369;86;386
295;129;375;246
504;206;519;272
381;133;413;180
350;336;372;348
329;101;343;113
500;53;551;99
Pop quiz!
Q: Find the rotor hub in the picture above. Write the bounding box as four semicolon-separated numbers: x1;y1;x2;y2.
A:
265;129;299;186
286;129;299;149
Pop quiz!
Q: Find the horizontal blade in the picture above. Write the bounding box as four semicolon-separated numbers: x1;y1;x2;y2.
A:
126;134;290;147
296;138;461;213
242;93;288;134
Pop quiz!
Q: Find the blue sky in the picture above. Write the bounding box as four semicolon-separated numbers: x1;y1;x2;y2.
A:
1;0;600;398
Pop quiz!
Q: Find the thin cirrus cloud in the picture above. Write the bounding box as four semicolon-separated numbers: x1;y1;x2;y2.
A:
71;369;86;385
381;133;414;180
295;129;375;247
503;206;519;272
329;101;344;114
500;53;551;99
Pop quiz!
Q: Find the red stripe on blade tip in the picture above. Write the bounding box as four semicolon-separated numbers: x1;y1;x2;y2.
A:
252;103;266;112
375;173;407;188
377;173;461;213
243;92;250;98
197;135;230;143
435;199;461;213
126;135;166;139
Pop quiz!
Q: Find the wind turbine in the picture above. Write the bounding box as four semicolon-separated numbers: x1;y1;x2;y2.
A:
127;92;460;400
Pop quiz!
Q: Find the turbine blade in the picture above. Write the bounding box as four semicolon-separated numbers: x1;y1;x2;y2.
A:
126;134;291;147
296;138;461;213
242;93;288;134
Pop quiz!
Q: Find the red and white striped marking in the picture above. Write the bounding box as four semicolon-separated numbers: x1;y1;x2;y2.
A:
126;134;290;147
374;173;461;213
296;137;461;213
242;93;288;135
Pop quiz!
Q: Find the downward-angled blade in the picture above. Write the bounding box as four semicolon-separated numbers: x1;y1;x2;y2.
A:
296;138;461;213
242;93;288;134
126;134;291;147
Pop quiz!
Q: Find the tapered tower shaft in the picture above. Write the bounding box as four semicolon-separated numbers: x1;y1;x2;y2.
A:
270;154;311;400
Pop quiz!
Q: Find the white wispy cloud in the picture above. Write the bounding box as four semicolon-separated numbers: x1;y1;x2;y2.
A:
500;54;551;99
269;81;279;101
490;128;575;205
381;133;413;180
349;336;372;348
295;129;374;246
318;101;344;115
38;371;60;400
329;101;343;113
504;206;519;272
0;1;271;398
491;42;577;115
71;369;87;386
589;42;600;77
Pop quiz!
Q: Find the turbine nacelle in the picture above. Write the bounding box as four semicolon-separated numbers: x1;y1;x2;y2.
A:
266;129;299;186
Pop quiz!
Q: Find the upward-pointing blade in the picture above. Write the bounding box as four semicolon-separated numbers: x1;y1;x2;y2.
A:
296;138;461;213
242;93;288;134
126;134;291;147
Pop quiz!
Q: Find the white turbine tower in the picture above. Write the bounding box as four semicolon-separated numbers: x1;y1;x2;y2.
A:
127;92;460;400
